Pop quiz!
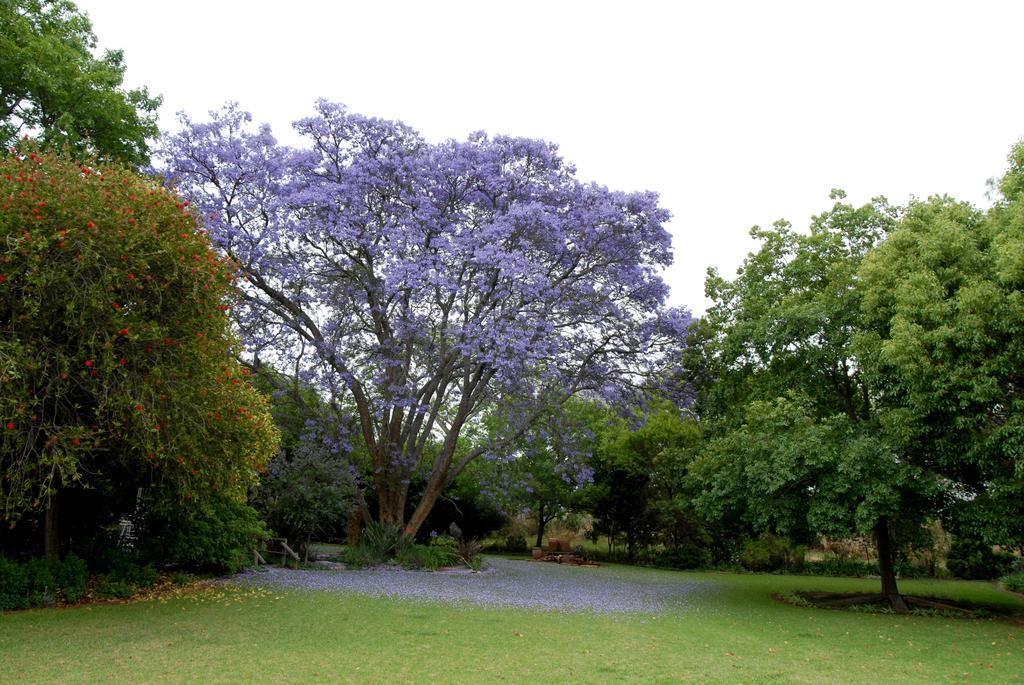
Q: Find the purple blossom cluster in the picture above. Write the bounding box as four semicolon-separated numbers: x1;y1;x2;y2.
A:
156;101;690;532
233;557;715;614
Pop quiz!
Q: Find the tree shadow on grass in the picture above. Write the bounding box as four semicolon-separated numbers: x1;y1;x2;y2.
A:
773;591;1024;623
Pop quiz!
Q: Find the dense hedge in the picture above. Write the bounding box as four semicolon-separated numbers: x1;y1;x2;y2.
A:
0;553;87;609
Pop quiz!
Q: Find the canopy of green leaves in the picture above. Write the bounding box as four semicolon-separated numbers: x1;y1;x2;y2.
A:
0;0;160;165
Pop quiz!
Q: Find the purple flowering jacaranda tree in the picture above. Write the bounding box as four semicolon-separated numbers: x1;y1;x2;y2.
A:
158;101;689;534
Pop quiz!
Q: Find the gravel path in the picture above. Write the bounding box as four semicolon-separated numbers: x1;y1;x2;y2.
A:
231;556;717;613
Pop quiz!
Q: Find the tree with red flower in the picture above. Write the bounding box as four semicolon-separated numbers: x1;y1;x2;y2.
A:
0;146;279;559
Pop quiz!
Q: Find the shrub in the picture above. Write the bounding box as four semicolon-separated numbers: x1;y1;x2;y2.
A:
108;556;159;589
799;556;877;578
430;533;458;558
253;429;356;560
0;555;28;610
739;535;803;572
394;544;427;569
345;522;413;567
787;555;930;579
92;576;137;599
22;558;55;607
947;537;1015;580
0;553;90;609
499;534;529;553
50;553;88;603
83;550;160;600
456;538;484;570
893;559;932;579
138;493;268;573
396;542;456;571
1000;572;1024;593
341;544;378;569
170;571;196;586
654;544;712;570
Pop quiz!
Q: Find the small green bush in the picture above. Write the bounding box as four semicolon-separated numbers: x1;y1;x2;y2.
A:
0;554;90;609
50;553;88;603
1000;572;1024;593
92;575;137;599
252;436;356;561
739;535;802;572
500;534;529;553
81;550;160;599
139;493;268;573
799;556;877;577
394;544;427;569
344;522;414;567
893;559;932;579
23;558;56;607
430;533;458;556
947;538;1015;580
170;571;197;586
395;543;454;571
341;544;378;569
653;544;712;570
419;536;460;569
0;556;29;610
108;556;159;589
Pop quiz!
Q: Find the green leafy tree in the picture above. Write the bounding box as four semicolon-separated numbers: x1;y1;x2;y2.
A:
586;402;704;562
0;147;279;558
687;194;937;611
858;142;1024;551
632;405;706;554
586;426;658;561
0;0;160;165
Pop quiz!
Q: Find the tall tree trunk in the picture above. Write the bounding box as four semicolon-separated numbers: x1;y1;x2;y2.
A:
353;488;373;527
875;517;909;613
535;501;546;548
403;406;472;536
404;475;445;536
44;491;60;561
346;508;363;545
378;486;406;528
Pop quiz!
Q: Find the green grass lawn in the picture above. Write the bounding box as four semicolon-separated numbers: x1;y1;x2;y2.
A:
1;562;1021;684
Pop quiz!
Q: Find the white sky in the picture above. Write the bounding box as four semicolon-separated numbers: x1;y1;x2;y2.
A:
77;0;1024;314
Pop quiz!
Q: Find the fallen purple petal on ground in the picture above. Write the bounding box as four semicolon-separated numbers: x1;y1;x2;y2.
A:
231;557;717;613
